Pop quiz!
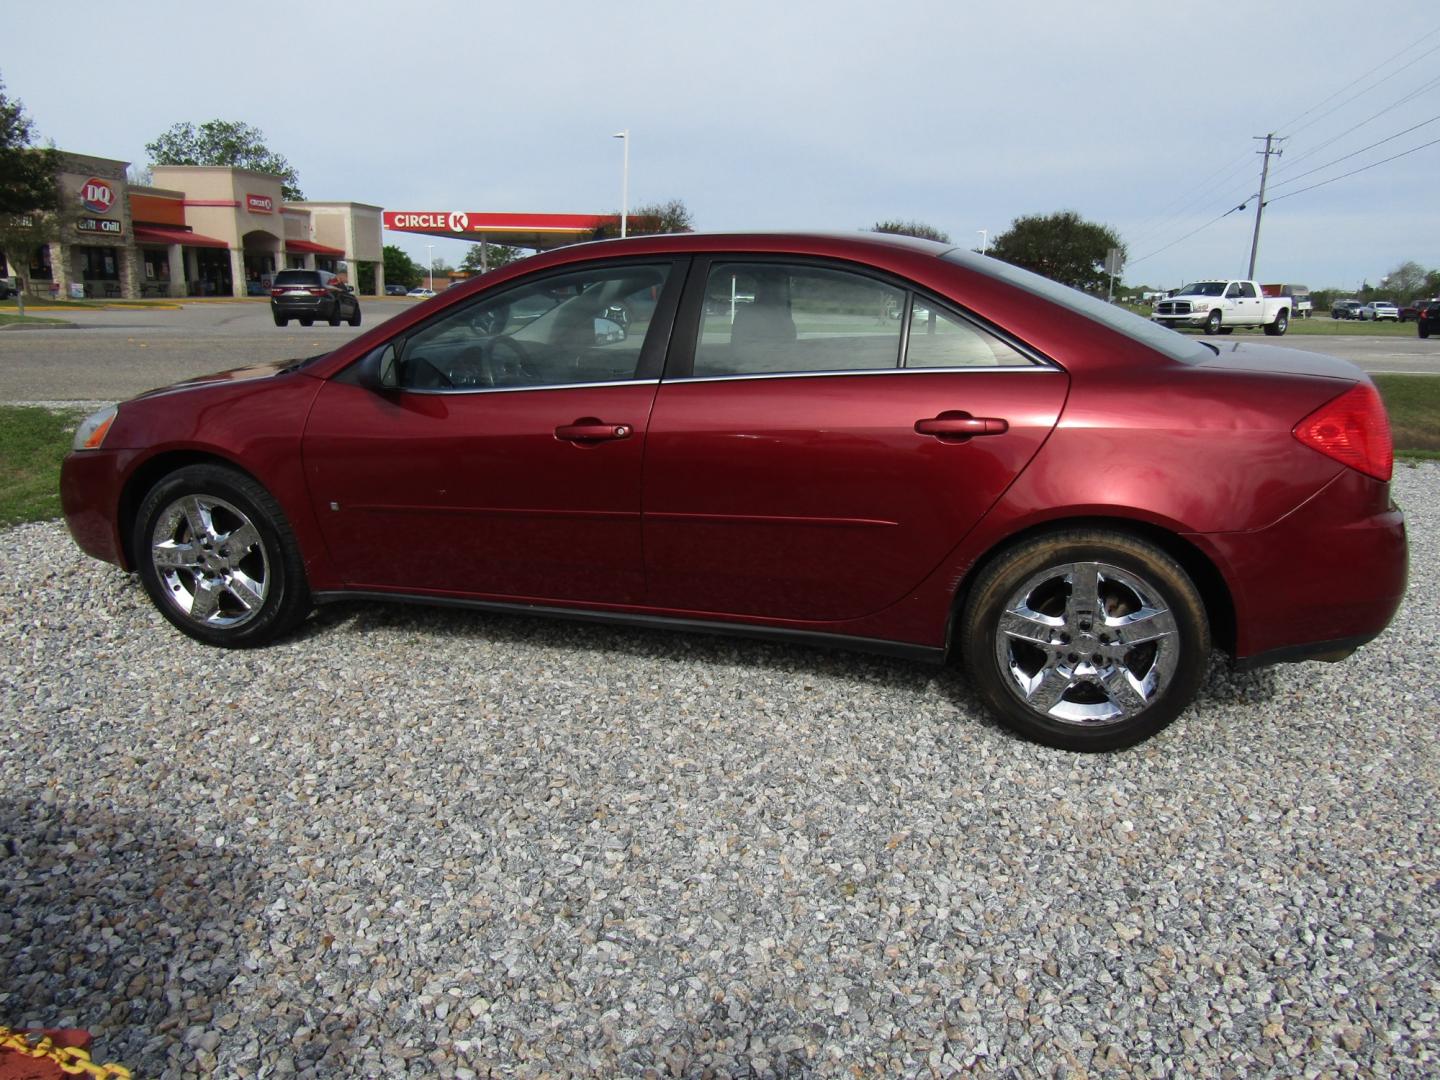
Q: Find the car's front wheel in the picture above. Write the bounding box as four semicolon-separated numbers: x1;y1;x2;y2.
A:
1205;310;1223;335
1422;323;1431;339
133;465;311;647
961;530;1210;751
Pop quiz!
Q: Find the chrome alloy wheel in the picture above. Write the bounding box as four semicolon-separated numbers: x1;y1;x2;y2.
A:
994;561;1179;726
150;494;270;629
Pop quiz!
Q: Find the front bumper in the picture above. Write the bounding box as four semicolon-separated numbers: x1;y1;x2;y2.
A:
1152;314;1209;329
60;448;137;569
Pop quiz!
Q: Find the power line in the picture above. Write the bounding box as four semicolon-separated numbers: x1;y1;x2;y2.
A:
1268;113;1440;192
1128;204;1248;268
1273;71;1440;177
1266;135;1440;204
1274;27;1440;136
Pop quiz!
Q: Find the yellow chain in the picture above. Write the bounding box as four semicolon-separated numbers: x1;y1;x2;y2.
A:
0;1025;133;1079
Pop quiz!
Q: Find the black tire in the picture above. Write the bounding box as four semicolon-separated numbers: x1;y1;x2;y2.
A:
273;313;287;327
1421;323;1431;339
348;304;362;327
327;304;342;327
1264;310;1289;336
132;464;311;647
299;317;313;327
1204;310;1223;335
960;530;1210;752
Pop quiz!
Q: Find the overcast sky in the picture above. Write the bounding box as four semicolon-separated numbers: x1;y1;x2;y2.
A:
5;1;1438;290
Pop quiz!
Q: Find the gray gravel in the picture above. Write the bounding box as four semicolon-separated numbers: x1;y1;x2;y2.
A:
2;464;1438;1078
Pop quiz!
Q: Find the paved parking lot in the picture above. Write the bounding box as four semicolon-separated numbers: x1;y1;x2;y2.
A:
0;301;1436;403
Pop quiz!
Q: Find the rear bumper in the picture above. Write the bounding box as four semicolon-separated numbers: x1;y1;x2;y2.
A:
1192;470;1407;664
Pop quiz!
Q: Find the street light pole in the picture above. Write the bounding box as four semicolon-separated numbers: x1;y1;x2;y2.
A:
425;244;434;292
612;130;630;238
977;229;987;255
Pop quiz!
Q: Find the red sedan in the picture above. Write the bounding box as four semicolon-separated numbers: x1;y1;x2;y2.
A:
60;233;1407;750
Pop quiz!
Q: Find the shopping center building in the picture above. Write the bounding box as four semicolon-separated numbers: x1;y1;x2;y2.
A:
3;151;385;300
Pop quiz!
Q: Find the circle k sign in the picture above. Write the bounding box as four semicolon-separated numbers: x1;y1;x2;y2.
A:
80;177;115;214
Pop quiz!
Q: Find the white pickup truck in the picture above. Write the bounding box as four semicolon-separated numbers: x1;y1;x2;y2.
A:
1152;280;1291;336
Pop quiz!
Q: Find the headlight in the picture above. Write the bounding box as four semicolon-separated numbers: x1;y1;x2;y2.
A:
73;405;118;451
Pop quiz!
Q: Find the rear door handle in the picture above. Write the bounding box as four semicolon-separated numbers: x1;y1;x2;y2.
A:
915;414;1009;440
555;420;633;442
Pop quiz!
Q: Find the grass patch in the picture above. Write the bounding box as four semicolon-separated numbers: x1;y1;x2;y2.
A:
0;405;86;526
1373;374;1440;455
0;313;71;328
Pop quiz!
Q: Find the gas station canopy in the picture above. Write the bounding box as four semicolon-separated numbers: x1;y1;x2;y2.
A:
382;211;618;251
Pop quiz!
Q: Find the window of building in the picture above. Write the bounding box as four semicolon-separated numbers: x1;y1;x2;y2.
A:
693;263;905;377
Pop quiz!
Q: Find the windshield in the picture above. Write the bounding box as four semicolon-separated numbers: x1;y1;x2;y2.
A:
1176;282;1228;297
941;250;1214;364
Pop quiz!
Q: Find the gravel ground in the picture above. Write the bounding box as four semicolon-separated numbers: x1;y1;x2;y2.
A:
2;465;1437;1079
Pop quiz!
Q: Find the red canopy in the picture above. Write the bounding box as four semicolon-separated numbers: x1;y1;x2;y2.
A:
285;239;346;256
133;224;228;249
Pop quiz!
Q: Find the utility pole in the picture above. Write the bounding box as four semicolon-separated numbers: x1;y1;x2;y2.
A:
1247;133;1283;280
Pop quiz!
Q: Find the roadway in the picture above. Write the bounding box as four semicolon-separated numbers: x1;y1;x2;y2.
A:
0;300;1435;403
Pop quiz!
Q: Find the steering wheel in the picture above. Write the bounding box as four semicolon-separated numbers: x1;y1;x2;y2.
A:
488;337;537;386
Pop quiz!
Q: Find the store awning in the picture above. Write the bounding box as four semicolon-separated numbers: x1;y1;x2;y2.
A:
134;224;229;249
285;239;346;256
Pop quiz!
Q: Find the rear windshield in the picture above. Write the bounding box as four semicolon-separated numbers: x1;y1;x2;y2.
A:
274;270;325;286
941;250;1212;364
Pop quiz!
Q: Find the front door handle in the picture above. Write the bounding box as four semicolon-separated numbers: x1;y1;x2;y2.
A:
915;413;1009;440
555;419;633;442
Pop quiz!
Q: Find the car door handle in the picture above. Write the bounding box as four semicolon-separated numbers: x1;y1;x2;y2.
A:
915;414;1009;440
555;420;633;442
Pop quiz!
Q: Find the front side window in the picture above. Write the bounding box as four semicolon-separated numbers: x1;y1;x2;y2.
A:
1238;282;1258;299
693;263;905;377
397;263;669;390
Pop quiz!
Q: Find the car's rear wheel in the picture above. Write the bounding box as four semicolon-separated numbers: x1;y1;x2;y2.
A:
273;313;287;327
349;305;362;327
1205;310;1222;335
133;464;311;647
1264;310;1289;336
961;530;1209;751
299;317;313;327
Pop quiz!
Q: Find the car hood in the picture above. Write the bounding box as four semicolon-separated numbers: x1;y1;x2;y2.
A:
133;357;313;400
1195;341;1364;381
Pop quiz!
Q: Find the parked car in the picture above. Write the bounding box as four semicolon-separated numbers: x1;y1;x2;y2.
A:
1261;283;1311;318
0;277;15;300
59;232;1407;752
1358;301;1400;322
1417;298;1440;339
407;287;437;299
1150;279;1290;335
385;284;410;296
1331;300;1363;319
1398;303;1419;322
269;269;361;327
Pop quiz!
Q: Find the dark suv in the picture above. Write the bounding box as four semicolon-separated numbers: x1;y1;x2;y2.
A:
269;269;361;327
1418;298;1440;339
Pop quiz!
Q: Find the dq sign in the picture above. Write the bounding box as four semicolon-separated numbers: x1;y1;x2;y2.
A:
79;177;115;214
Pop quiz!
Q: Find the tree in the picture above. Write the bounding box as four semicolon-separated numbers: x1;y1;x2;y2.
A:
383;244;421;289
460;242;523;273
0;77;62;316
146;120;304;200
1379;260;1426;302
869;219;951;243
595;197;695;239
988;210;1125;293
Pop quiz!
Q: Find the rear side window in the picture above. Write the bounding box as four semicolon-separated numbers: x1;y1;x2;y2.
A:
906;302;1038;368
694;263;905;376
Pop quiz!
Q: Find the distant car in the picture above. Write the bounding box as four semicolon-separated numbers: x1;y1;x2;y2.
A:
1358;301;1399;322
1331;300;1363;319
58;231;1408;752
1417;299;1440;339
0;278;15;301
407;287;437;299
246;280;268;297
385;284;409;296
269;269;361;328
1398;304;1419;322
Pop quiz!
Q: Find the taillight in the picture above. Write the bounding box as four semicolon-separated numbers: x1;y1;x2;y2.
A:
308;287;328;296
270;287;284;297
1293;382;1393;481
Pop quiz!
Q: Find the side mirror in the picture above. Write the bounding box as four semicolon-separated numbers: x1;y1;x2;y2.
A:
593;317;626;345
377;343;399;389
